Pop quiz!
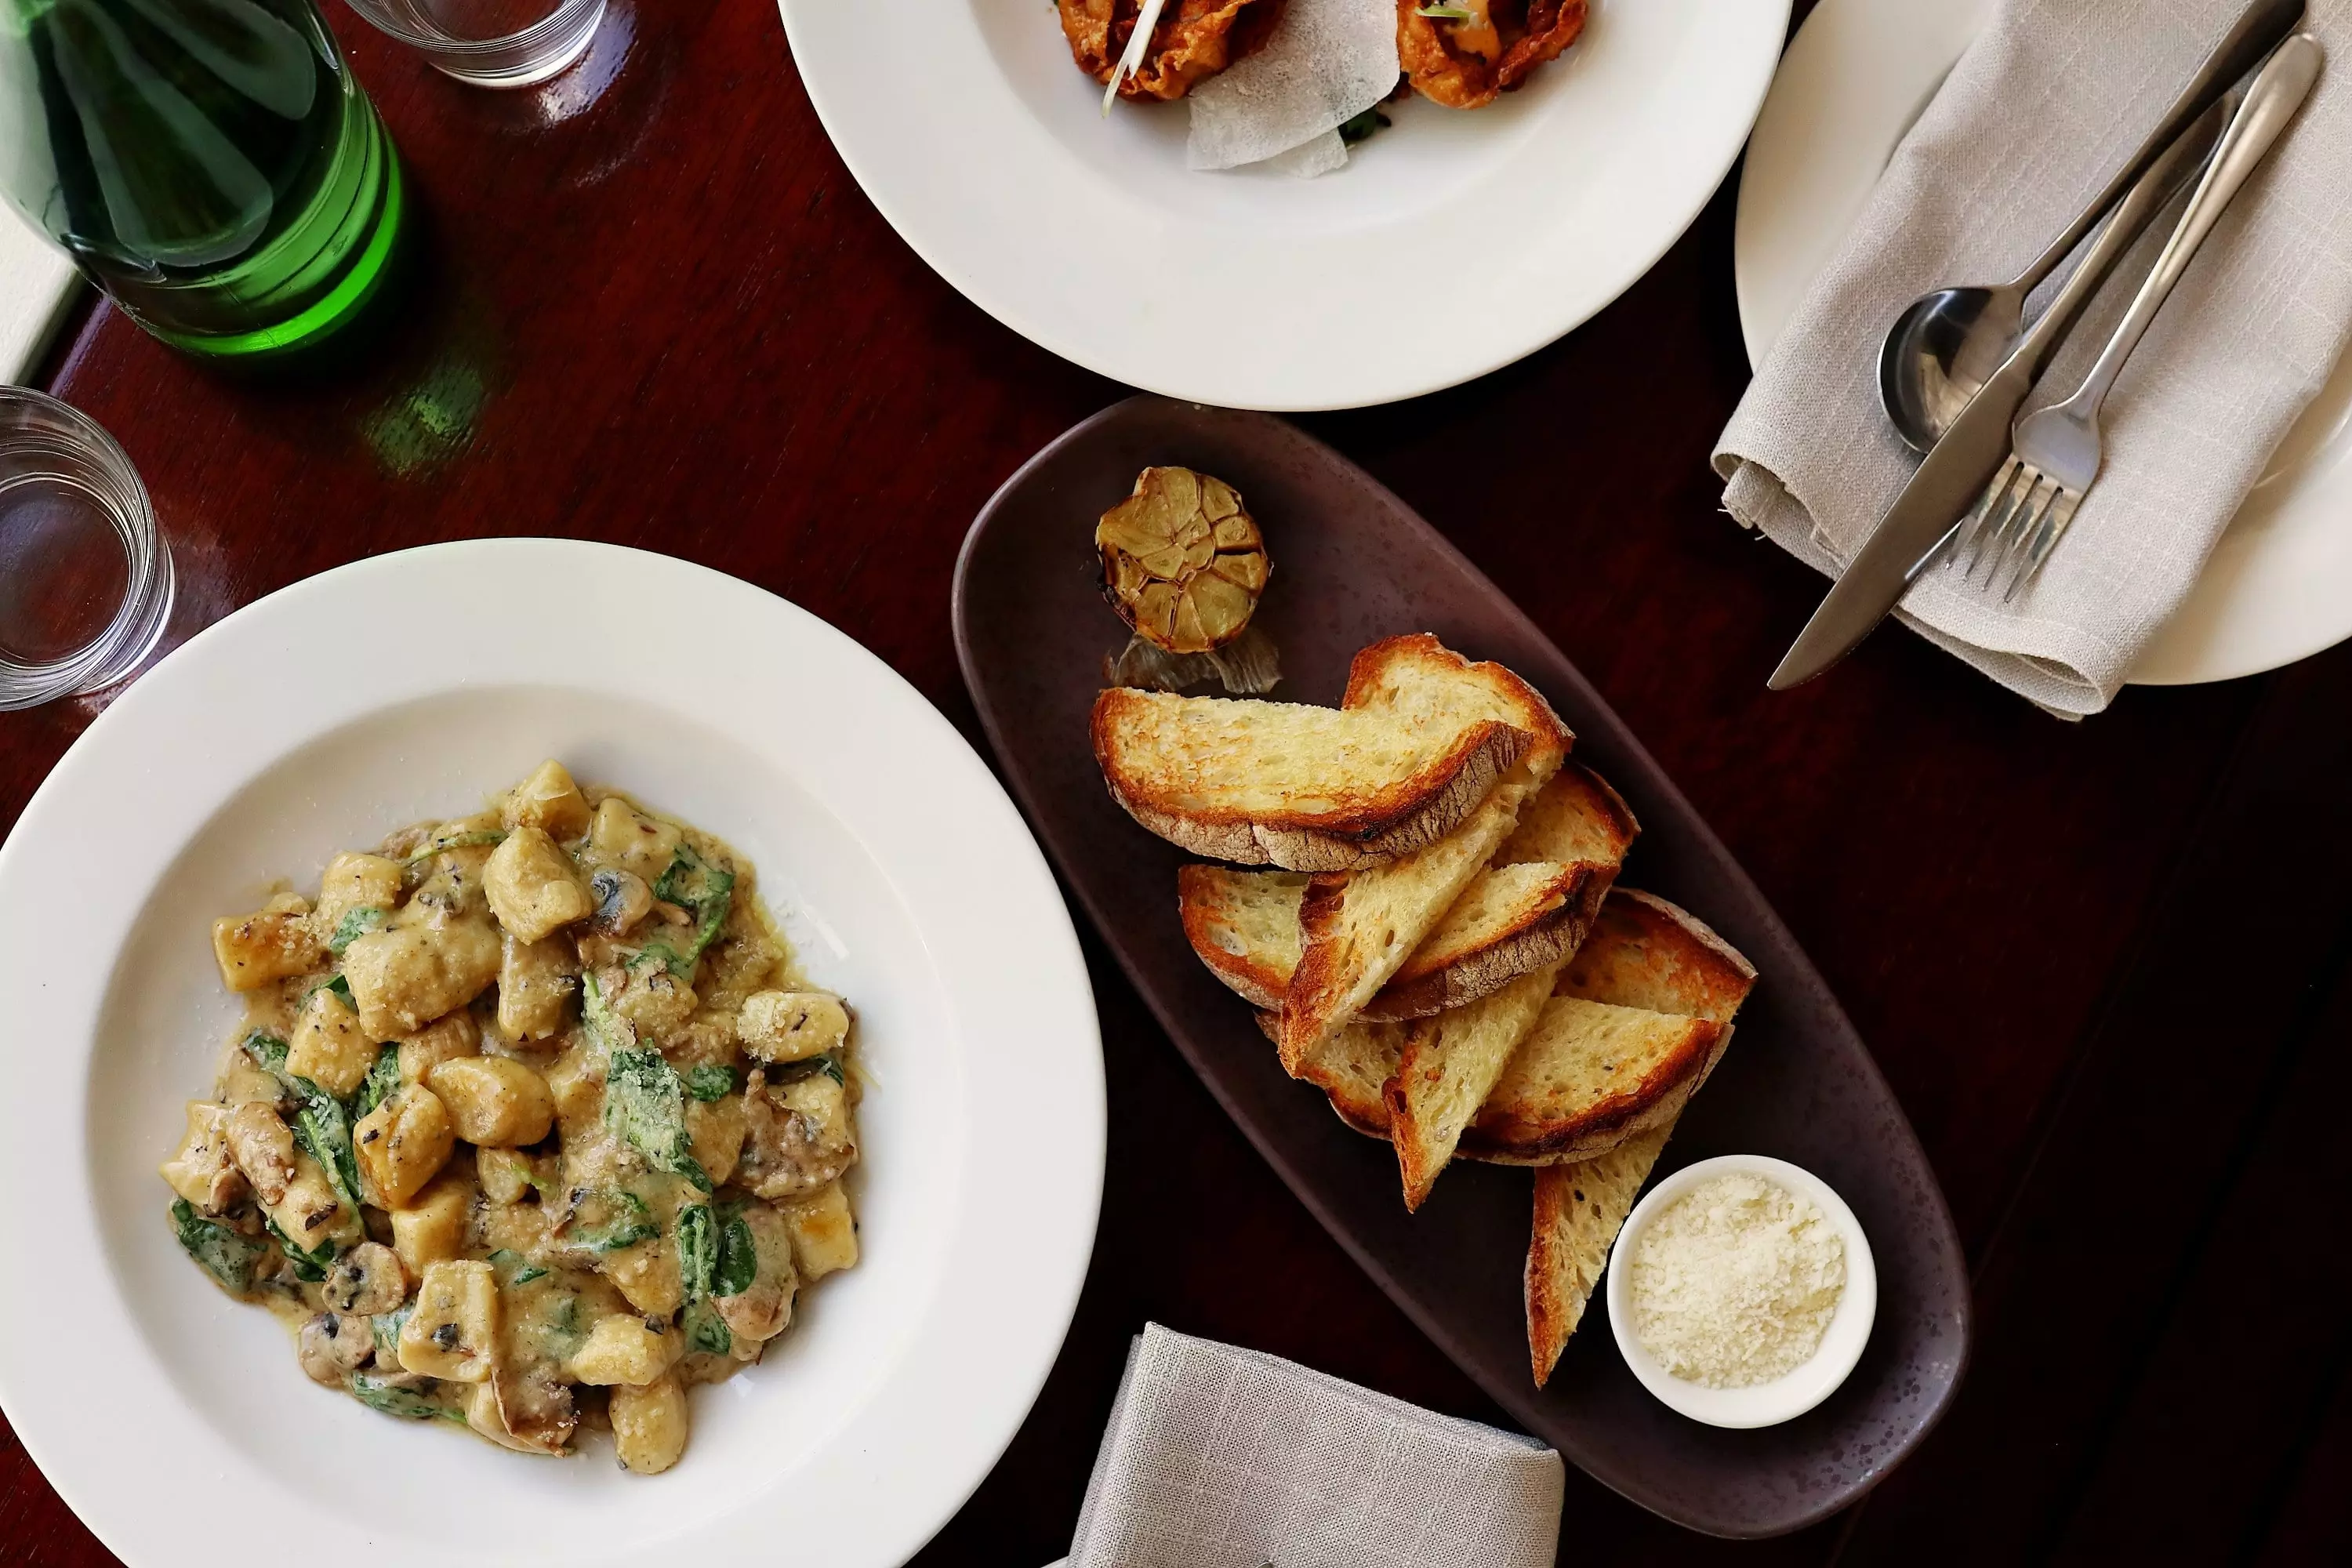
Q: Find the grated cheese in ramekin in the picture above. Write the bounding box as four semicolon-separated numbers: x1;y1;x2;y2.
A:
1628;1171;1846;1388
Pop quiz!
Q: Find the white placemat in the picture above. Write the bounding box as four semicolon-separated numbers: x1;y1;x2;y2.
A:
2;204;80;384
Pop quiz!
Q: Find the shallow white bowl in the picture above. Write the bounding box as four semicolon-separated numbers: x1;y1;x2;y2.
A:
779;0;1791;411
1606;1153;1877;1429
0;539;1105;1567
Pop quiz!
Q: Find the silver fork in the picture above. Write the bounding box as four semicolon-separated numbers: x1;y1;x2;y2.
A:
1955;32;2324;599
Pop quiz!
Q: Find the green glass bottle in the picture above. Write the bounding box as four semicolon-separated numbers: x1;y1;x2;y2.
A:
0;0;405;360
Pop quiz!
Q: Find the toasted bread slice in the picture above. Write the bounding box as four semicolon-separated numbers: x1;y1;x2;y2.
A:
1179;760;1635;1022
1460;998;1725;1165
1179;860;1599;1020
1554;887;1755;1025
1277;639;1572;1067
1178;866;1306;1011
1385;967;1559;1210
1495;757;1639;868
1092;684;1531;872
1526;1127;1671;1387
1292;889;1754;1149
1463;891;1755;1163
1379;758;1635;1017
1516;895;1756;1384
1265;1009;1403;1139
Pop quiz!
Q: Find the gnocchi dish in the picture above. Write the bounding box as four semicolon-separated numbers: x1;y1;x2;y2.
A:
158;761;862;1474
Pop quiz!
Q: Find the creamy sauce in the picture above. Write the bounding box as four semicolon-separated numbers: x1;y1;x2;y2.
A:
161;764;863;1473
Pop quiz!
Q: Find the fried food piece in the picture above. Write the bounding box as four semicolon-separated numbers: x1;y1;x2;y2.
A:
1399;0;1588;110
1058;0;1289;103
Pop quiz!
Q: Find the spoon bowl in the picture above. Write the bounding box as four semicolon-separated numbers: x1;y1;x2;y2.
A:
1877;284;2024;452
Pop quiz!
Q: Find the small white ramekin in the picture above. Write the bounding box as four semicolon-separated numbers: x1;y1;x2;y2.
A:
1605;1153;1877;1428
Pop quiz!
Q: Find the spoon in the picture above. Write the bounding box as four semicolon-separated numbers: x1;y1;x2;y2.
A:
1876;0;2305;452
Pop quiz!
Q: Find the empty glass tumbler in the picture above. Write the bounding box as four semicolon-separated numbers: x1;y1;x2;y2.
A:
0;0;406;359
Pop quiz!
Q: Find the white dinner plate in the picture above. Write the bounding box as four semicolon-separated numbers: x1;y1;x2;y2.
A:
1737;0;2352;686
0;540;1104;1567
778;0;1791;412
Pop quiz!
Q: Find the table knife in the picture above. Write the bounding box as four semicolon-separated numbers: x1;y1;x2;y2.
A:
1767;43;2278;688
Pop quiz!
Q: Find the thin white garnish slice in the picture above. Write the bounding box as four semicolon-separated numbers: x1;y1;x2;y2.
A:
1418;4;1475;16
1104;0;1172;114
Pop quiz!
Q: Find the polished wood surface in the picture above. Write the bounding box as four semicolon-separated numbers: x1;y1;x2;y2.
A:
5;2;2348;1562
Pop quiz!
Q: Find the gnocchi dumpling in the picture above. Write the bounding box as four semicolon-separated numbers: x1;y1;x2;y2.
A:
161;764;863;1475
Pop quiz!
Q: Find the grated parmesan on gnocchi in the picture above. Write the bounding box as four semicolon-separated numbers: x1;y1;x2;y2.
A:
160;761;862;1474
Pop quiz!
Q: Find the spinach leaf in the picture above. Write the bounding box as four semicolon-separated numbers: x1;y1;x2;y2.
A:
401;829;508;891
486;1247;548;1287
348;1372;466;1424
683;1302;731;1358
571;1189;661;1254
264;1214;336;1281
713;1203;759;1299
328;905;388;955
675;1207;733;1354
171;1199;263;1294
818;1054;845;1087
403;829;506;867
354;1045;401;1120
289;1077;363;1212
241;1029;290;1076
372;1304;412;1362
584;972;710;1190
644;844;735;978
676;1204;716;1301
1338;106;1390;144
579;971;629;1056
684;1064;735;1102
604;1039;713;1192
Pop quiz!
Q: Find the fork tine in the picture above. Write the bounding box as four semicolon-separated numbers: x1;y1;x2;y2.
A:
1954;458;2025;579
1991;475;2060;597
2006;484;2084;602
1969;462;2039;584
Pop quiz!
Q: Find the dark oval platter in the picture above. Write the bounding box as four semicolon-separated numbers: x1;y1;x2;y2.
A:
951;394;1969;1539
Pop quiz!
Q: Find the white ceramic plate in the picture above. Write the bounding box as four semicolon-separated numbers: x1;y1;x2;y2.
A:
0;539;1104;1567
1606;1154;1877;1430
778;0;1790;412
1736;0;2352;686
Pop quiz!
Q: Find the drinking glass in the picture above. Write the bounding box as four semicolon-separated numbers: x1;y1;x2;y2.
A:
0;388;172;710
341;0;604;88
0;0;407;360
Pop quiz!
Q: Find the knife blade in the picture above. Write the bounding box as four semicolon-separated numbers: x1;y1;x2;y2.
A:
1767;38;2270;688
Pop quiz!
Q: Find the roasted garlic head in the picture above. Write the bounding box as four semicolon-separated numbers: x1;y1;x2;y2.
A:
1096;466;1270;654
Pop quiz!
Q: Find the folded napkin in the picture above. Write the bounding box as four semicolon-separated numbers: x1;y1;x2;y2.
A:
0;205;78;384
1062;1324;1563;1568
1714;0;2352;715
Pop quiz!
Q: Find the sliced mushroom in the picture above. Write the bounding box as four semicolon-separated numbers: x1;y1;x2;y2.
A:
713;1199;799;1350
735;1067;859;1202
321;1242;408;1316
222;1102;297;1207
590;868;654;935
159;1102;249;1214
466;1364;577;1457
298;1312;376;1385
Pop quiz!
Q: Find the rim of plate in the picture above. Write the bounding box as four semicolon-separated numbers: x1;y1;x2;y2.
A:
778;0;1791;412
1733;0;2352;687
0;539;1104;1568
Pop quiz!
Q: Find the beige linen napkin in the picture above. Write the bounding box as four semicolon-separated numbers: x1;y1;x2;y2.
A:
1714;0;2352;715
1060;1324;1563;1568
0;205;78;384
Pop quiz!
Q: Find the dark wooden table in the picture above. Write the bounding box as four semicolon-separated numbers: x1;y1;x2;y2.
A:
6;3;2350;1563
